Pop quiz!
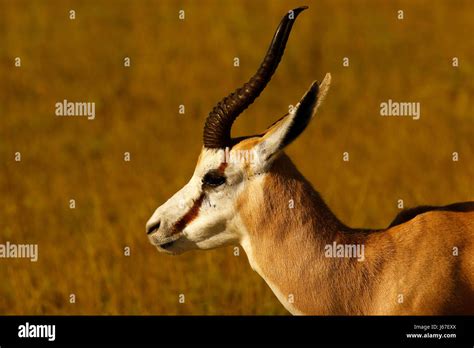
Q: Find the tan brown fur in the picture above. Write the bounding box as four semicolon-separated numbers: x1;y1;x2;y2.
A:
236;153;474;315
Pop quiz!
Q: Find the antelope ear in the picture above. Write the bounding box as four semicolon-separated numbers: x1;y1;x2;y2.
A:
254;73;331;168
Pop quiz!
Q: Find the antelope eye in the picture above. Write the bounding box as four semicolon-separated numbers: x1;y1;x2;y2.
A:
202;171;226;187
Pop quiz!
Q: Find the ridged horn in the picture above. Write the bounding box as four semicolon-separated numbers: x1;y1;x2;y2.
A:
203;6;308;149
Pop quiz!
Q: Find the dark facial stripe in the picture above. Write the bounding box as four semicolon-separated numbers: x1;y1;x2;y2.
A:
171;193;205;235
218;161;228;173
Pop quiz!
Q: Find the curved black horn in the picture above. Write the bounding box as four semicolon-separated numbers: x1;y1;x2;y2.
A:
203;6;308;149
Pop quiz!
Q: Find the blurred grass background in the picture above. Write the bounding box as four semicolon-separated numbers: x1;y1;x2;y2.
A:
0;0;472;314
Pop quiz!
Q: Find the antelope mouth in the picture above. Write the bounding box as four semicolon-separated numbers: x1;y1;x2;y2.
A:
160;241;174;249
149;232;183;250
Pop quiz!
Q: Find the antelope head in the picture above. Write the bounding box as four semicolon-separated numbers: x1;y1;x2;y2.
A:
146;6;331;255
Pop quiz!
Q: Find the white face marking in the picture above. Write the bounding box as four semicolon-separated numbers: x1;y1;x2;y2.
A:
146;147;248;254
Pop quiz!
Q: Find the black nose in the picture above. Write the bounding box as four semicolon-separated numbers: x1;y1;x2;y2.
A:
147;220;161;235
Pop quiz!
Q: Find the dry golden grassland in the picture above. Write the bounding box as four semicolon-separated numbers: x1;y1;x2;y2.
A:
0;0;472;314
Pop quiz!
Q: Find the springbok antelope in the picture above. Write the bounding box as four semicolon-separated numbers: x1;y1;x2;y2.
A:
146;6;474;315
